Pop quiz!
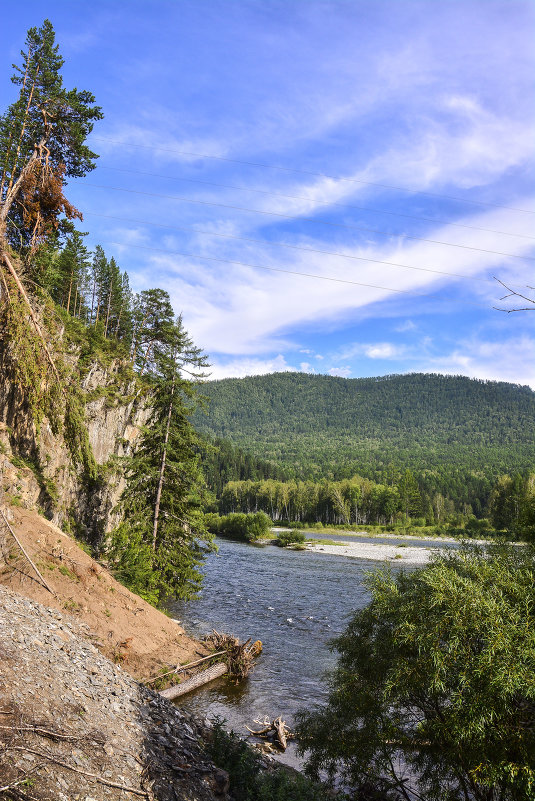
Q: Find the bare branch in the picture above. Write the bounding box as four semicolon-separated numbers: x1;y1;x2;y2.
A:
493;277;535;312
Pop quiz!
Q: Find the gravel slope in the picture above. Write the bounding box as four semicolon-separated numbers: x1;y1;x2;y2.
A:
0;585;229;801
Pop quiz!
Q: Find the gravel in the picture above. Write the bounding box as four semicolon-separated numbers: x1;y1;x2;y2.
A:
0;585;229;800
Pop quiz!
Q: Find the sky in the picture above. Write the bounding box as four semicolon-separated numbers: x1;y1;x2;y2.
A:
2;0;535;385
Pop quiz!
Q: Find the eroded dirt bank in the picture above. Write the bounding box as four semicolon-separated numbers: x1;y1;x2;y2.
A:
0;505;210;680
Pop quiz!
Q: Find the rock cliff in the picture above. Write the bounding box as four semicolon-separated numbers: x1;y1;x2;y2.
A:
0;342;149;544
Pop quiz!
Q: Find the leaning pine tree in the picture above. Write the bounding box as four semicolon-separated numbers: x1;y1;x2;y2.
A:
108;314;215;605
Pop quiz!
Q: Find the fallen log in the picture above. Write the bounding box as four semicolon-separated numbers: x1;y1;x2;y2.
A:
159;662;228;700
143;650;227;685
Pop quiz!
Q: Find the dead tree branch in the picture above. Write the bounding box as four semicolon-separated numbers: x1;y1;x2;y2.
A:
493;277;535;312
3;745;150;798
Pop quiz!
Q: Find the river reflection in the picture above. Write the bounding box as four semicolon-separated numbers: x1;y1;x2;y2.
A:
169;537;404;766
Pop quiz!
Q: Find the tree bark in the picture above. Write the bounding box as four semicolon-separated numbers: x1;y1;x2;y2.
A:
152;374;175;551
159;662;228;700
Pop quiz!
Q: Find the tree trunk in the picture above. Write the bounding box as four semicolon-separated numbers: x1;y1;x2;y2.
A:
104;277;113;337
159;662;228;700
152;375;175;552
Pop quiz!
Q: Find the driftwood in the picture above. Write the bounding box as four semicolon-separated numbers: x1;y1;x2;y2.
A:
158;631;262;700
159;662;228;700
143;651;227;685
245;717;294;751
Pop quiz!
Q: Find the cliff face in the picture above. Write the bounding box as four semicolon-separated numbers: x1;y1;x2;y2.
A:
0;347;149;543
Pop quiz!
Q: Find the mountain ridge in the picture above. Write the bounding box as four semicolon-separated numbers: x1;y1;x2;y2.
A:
193;371;535;481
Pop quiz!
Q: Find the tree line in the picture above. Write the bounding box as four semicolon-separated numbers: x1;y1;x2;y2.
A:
216;470;535;538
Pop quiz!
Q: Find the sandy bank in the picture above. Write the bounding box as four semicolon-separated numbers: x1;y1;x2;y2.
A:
305;540;439;564
0;504;209;679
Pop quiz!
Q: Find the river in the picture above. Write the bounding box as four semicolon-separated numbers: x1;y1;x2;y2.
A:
169;535;450;766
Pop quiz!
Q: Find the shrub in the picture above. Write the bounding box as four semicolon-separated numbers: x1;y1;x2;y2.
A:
106;524;159;605
208;718;334;801
212;512;271;542
274;531;306;548
297;543;535;800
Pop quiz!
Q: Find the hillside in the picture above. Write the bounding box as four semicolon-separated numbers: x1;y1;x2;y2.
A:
193;372;535;481
0;503;209;679
0;584;226;801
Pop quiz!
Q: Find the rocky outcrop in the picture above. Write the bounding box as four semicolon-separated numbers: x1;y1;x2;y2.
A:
0;346;149;544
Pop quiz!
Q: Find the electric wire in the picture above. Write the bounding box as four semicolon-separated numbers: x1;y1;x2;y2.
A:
85;210;528;286
90;136;535;215
95;165;535;241
98;239;496;309
80;183;535;263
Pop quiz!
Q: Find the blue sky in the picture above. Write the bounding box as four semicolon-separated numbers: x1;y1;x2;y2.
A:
3;1;535;385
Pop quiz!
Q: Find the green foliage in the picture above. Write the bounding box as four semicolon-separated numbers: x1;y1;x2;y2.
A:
489;472;535;540
0;280;62;430
208;511;271;542
297;544;535;800
106;523;159;605
64;391;97;479
110;313;214;603
274;530;306;547
208;719;334;801
218;475;413;528
193;372;535;515
0;19;102;251
199;435;287;496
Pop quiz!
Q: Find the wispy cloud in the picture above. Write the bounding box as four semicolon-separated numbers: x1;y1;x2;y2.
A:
427;335;535;389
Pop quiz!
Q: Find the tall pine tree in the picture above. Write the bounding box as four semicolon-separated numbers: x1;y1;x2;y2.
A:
109;312;214;603
0;19;102;256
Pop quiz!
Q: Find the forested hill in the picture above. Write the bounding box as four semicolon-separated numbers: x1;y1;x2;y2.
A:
194;372;535;481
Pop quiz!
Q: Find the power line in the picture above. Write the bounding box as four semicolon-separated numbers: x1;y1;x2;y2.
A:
85;210;529;286
99;239;492;309
95;165;535;241
90;136;535;215
81;183;535;263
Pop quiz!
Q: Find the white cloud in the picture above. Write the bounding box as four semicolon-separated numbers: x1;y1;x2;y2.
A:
206;354;295;380
137;196;535;359
427;335;535;389
364;343;403;360
340;341;407;361
328;366;352;378
395;320;417;333
299;362;316;373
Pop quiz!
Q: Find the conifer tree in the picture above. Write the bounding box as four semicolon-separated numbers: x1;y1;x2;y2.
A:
0;19;102;255
54;230;90;314
110;315;214;603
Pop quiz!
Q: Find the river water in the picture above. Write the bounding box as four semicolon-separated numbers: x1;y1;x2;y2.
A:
169;535;446;766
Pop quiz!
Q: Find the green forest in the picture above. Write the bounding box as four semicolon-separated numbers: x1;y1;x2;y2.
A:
194;372;535;524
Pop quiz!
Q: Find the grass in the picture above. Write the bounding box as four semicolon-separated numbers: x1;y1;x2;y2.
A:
58;564;79;581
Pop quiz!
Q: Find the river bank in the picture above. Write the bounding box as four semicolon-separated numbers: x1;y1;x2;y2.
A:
270;526;466;564
305;538;434;564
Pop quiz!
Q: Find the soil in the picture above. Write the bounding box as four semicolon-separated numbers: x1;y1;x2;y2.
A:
0;504;210;682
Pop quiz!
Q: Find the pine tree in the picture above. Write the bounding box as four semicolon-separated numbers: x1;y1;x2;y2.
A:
0;19;102;255
110;316;214;603
54;230;90;314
